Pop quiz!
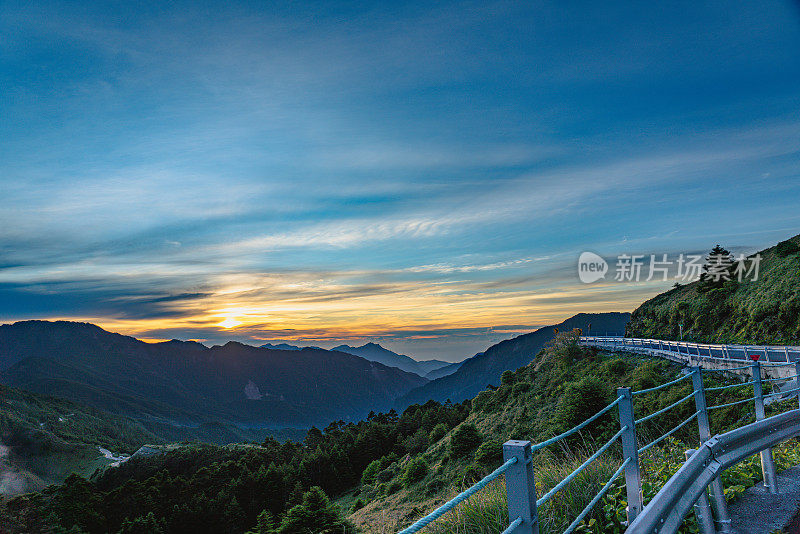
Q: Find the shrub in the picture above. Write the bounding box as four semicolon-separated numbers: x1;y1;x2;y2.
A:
500;370;516;386
349;499;364;513
471;390;494;412
474;439;502;466
387;481;402;494
462;464;483;484
450;423;482;458
429;423;448;443
425;477;446;495
776;239;800;257
360;459;381;485
376;467;395;483
605;358;627;375
555;377;610;436
512;381;531;395
404;428;429;454
402;457;429;486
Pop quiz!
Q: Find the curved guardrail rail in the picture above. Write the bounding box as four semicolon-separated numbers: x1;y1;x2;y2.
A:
396;339;800;534
627;409;800;533
581;336;800;366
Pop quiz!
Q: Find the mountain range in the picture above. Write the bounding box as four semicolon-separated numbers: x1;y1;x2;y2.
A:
0;321;426;430
331;342;455;378
0;312;627;444
260;341;459;379
396;312;631;407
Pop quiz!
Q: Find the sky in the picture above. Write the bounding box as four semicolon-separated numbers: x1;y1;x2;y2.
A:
2;0;800;361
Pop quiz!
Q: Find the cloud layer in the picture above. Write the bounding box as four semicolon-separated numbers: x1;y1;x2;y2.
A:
2;0;800;360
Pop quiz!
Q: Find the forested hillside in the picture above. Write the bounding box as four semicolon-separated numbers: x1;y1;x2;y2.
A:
0;383;163;495
1;400;470;533
627;235;800;343
349;332;800;533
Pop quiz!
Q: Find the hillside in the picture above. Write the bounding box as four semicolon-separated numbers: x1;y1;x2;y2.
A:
5;331;779;534
0;383;163;495
627;235;800;343
0;321;427;429
396;312;630;407
332;343;453;378
423;360;462;380
345;332;795;533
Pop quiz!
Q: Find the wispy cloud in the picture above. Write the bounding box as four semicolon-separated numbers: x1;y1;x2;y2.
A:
2;0;800;359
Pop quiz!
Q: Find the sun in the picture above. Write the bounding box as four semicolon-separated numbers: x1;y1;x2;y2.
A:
217;317;242;329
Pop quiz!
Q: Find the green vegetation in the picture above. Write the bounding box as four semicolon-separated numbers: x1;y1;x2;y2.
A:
277;486;354;534
1;399;468;533
449;423;482;458
403;458;430;486
0;384;165;494
627;235;800;343
349;330;797;533
0;384;162;454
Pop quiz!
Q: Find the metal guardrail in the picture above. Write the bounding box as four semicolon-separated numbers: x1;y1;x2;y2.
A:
396;339;800;534
581;335;800;365
628;409;800;533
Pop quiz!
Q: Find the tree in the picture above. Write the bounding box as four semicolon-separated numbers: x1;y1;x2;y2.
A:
278;486;353;534
287;481;305;508
247;510;276;534
450;423;482;458
500;370;516;386
699;244;734;291
429;423;448;443
116;512;164;534
402;457;429;486
360;459;382;485
474;439;502;466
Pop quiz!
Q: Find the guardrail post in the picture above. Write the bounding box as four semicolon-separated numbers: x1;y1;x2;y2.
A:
795;361;800;409
685;449;715;534
617;387;643;524
691;367;732;532
503;440;538;534
752;362;779;494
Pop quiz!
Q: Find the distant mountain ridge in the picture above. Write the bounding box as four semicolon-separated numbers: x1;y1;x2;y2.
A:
260;342;301;351
396;312;630;407
331;342;454;378
0;321;427;429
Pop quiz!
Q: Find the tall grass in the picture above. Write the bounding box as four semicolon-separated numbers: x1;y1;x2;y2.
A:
420;448;619;534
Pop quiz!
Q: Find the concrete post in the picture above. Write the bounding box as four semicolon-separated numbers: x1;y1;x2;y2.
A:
503;440;538;534
752;362;778;494
617;387;643;524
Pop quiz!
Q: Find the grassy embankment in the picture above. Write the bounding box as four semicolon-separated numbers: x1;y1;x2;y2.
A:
345;332;800;533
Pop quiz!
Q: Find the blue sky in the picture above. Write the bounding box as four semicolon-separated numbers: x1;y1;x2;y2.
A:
2;0;800;361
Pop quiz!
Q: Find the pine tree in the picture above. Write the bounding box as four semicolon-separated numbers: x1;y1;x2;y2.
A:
699;244;734;291
247;510;276;534
278;486;353;534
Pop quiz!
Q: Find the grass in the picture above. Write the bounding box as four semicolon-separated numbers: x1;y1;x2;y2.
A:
390;448;620;534
395;434;800;534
